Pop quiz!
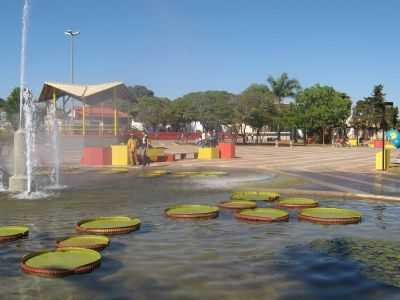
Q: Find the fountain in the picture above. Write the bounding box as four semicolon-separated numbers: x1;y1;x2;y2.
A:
49;98;61;188
8;0;33;193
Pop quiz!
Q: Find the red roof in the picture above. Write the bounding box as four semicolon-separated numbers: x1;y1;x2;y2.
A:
73;107;128;118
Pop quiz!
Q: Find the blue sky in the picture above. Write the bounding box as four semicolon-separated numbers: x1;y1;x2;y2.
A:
1;0;400;105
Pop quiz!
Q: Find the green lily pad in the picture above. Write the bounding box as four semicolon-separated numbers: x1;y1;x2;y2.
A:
79;216;140;229
142;170;171;177
165;204;219;219
218;200;257;209
231;191;280;201
277;197;319;208
77;216;141;234
238;208;288;219
0;226;29;237
299;207;362;224
194;171;228;177
24;248;101;271
98;168;129;174
172;171;202;177
300;207;361;219
57;235;109;250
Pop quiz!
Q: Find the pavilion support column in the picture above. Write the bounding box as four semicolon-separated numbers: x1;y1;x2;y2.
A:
82;104;86;136
113;87;118;136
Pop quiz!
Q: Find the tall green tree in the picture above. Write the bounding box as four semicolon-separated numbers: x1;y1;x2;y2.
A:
132;96;170;131
235;84;277;143
295;84;351;144
352;85;398;138
175;91;236;131
266;73;301;140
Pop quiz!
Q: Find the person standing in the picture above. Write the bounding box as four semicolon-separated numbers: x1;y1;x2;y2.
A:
127;135;138;166
141;134;150;167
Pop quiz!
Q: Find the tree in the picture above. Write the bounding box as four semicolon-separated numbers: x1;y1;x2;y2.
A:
3;87;21;129
352;85;398;139
175;91;236;132
235;84;277;143
295;84;351;144
127;85;154;100
133;96;170;132
267;73;301;140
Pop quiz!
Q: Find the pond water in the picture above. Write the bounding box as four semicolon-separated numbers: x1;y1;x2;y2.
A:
0;168;400;300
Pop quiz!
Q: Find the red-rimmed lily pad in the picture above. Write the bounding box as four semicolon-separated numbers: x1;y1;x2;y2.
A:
277;197;319;209
231;191;280;201
218;200;257;209
57;235;110;251
76;216;141;235
21;247;101;277
165;204;219;219
0;226;29;242
141;170;171;177
298;207;362;225
235;208;289;223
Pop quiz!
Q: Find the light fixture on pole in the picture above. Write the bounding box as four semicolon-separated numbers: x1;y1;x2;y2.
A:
64;29;80;83
381;101;393;171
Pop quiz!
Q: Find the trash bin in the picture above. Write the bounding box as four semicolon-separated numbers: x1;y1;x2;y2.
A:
218;143;235;159
376;149;391;170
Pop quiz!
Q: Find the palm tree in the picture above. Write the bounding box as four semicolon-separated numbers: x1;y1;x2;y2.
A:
267;73;301;140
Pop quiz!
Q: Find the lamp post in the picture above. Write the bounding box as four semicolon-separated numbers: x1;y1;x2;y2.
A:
64;30;80;83
381;101;393;171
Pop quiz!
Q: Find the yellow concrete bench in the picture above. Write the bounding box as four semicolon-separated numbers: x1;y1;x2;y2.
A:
198;147;219;160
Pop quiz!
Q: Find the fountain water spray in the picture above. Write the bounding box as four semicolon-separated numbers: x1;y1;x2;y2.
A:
49;101;60;187
9;0;32;193
19;0;29;129
23;89;36;193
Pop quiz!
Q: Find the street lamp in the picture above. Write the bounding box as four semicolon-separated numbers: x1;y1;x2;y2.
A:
64;29;80;83
381;101;393;171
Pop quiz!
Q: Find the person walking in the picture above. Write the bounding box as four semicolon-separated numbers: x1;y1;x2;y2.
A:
127;135;138;166
141;134;151;167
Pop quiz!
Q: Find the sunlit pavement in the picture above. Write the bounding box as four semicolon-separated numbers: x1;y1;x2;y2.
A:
178;145;400;197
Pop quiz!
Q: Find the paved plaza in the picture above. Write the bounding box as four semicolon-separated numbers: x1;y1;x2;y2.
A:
178;145;400;198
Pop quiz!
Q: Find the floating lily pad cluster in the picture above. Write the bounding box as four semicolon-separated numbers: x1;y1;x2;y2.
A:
1;215;141;278
165;191;362;224
227;192;361;224
142;170;228;178
1;188;362;279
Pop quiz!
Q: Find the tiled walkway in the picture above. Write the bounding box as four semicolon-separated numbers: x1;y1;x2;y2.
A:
179;146;400;197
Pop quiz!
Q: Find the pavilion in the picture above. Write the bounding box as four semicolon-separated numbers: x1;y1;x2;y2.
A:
38;81;134;136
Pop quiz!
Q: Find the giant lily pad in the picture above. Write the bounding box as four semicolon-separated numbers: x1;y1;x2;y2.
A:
21;247;101;277
277;197;319;209
299;207;361;224
194;171;228;177
0;226;29;242
218;200;257;209
57;235;110;251
172;171;201;177
231;191;280;201
76;216;141;234
165;204;219;219
235;208;289;222
141;170;171;177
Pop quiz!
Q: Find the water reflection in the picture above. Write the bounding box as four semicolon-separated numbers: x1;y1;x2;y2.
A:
0;169;400;299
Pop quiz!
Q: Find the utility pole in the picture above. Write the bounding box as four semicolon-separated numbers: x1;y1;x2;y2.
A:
64;29;80;83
